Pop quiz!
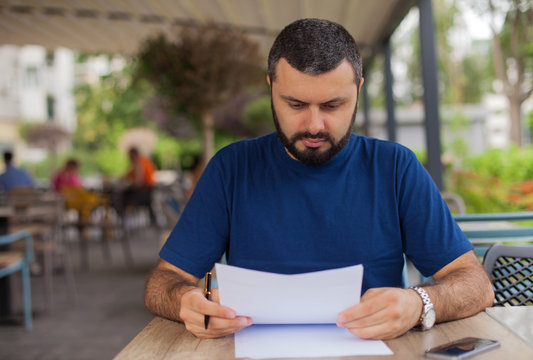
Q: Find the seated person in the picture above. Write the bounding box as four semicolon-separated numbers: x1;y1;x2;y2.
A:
52;159;102;231
51;159;82;192
144;18;494;340
0;151;35;193
119;147;157;223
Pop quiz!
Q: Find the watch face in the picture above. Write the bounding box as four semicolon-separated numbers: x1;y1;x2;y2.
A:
423;307;436;329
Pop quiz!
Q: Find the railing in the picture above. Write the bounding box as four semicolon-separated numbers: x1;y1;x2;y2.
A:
454;212;533;257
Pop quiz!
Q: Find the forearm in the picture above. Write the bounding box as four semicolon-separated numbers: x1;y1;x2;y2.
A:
422;253;494;323
144;266;198;322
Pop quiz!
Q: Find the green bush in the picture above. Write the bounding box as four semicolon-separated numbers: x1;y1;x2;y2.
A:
447;145;533;213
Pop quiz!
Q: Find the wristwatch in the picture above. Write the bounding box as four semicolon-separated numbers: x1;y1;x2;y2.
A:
409;286;436;330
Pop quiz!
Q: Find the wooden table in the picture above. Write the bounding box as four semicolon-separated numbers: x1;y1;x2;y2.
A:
114;308;533;360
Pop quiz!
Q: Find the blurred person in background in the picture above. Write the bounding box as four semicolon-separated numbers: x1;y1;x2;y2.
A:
51;158;82;192
119;147;157;224
125;147;156;190
0;151;35;193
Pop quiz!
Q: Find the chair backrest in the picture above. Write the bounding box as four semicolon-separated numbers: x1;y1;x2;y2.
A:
8;190;65;240
483;244;533;306
441;192;466;214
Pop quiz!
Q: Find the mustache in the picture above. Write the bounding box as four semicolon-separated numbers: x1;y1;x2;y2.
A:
291;131;334;143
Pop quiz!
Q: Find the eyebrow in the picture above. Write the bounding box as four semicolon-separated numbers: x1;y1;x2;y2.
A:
279;95;349;105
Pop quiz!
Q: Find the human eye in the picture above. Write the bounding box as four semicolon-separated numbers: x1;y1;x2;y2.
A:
321;102;341;110
288;102;306;110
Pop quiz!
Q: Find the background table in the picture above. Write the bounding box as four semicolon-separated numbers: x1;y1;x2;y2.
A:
114;308;533;360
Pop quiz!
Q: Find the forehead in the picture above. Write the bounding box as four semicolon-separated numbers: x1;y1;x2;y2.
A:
272;58;357;101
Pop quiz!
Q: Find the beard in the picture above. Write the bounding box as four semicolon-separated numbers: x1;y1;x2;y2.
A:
272;99;358;166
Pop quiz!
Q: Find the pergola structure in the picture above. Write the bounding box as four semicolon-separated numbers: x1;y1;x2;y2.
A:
0;0;444;189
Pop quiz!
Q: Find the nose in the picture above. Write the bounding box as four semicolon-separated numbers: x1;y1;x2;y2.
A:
306;107;325;135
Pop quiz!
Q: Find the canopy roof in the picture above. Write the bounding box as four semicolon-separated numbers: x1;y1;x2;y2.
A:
0;0;415;60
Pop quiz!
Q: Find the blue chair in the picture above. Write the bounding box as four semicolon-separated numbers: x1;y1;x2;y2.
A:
0;230;34;330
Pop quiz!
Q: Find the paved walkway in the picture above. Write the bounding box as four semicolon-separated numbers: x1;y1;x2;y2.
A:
0;225;165;360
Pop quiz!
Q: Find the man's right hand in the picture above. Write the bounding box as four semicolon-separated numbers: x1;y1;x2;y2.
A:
179;287;252;338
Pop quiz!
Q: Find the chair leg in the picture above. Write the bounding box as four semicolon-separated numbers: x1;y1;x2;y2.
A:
120;234;134;266
21;264;33;330
79;233;89;271
61;247;78;303
43;250;54;309
101;237;112;263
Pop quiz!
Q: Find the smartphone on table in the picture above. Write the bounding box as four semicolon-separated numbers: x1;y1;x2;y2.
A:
424;337;500;359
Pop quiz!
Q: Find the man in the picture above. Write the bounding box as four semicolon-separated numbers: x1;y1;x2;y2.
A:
145;18;493;340
119;147;157;224
0;151;35;193
125;147;156;189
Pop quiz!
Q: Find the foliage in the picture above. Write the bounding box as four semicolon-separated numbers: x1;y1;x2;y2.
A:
402;0;495;105
135;24;264;163
467;0;533;144
447;146;533;212
74;64;152;152
243;95;275;136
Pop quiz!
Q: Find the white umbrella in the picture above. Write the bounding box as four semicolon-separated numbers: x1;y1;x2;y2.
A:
118;127;157;156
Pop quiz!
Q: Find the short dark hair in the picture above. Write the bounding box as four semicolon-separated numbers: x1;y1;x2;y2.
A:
65;158;79;169
3;151;13;164
268;18;363;85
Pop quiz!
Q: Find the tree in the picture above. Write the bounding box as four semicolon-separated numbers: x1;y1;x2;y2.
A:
136;24;264;167
484;0;533;145
22;122;70;170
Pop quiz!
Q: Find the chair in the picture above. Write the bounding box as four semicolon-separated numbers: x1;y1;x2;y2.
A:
8;189;77;308
62;187;133;269
483;244;533;306
0;230;34;330
441;192;466;214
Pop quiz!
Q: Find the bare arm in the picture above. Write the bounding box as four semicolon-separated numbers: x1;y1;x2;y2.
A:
337;250;494;339
144;259;198;321
424;249;494;322
144;259;252;338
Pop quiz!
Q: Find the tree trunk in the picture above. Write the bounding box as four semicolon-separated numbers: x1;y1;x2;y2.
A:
200;111;214;170
508;97;523;146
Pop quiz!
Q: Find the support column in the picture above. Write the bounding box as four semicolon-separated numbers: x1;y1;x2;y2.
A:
419;0;444;190
383;39;397;142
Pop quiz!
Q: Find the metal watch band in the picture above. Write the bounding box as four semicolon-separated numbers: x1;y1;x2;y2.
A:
409;286;435;330
410;286;432;307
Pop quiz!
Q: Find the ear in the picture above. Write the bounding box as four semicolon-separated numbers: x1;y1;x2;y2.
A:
358;77;365;93
266;75;271;87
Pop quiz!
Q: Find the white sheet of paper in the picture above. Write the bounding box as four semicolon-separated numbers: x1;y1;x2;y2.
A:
234;324;393;359
215;263;363;324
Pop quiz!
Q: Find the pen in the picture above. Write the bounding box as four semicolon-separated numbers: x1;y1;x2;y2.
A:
204;272;212;330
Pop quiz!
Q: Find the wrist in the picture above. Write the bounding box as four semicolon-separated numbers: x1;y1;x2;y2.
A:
409;286;436;330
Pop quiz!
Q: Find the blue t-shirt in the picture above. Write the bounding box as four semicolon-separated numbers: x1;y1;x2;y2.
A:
0;164;35;193
160;133;472;292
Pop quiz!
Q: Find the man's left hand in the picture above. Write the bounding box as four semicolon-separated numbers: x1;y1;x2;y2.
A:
336;287;422;339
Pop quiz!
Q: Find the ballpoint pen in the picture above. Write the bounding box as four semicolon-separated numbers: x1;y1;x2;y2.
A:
204;272;212;330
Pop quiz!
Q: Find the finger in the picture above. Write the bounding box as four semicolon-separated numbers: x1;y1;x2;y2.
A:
188;316;252;339
339;305;390;330
187;290;236;319
337;290;389;325
211;288;220;303
345;318;404;340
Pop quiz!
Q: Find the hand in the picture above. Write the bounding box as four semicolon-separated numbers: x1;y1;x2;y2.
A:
336;287;422;339
179;287;252;338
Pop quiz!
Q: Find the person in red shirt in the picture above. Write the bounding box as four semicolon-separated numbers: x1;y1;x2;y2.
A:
52;158;82;192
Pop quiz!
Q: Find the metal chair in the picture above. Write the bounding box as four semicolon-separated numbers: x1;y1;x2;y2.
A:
483;244;533;306
8;189;77;308
0;230;34;330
